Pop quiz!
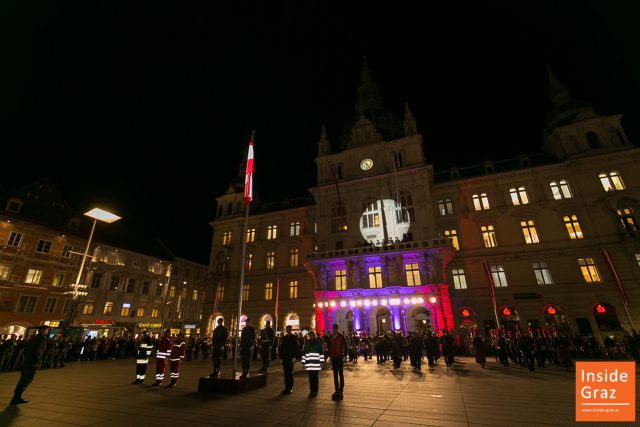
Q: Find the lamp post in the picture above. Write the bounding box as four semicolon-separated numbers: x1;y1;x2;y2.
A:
64;207;121;329
429;296;439;333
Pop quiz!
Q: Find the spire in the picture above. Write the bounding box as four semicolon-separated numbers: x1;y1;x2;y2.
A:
403;102;417;136
544;65;594;133
355;56;384;113
318;124;331;156
546;65;570;107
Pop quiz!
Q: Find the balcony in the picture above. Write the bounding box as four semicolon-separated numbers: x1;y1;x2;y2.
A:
307;238;453;261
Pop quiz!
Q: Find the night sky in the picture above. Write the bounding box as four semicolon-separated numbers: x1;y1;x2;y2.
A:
1;2;639;264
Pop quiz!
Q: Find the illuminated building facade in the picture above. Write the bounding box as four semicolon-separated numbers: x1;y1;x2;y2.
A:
210;61;640;343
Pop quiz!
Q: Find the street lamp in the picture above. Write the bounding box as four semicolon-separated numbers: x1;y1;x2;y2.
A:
64;207;121;328
429;296;439;333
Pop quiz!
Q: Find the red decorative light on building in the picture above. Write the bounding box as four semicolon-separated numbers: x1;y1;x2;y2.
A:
596;304;606;314
502;307;511;316
546;306;556;315
461;309;470;317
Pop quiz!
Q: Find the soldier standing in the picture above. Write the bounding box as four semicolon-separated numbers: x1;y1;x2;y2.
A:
259;320;275;371
166;333;186;388
210;318;227;377
153;329;173;386
10;325;49;405
279;325;299;394
239;317;255;378
131;330;153;384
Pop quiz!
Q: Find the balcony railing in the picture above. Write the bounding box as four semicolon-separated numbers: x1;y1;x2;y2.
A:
307;238;452;260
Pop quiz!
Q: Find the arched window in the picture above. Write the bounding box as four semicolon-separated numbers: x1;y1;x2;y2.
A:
586;132;601;149
331;202;347;233
398;191;414;222
226;203;233;215
217;205;223;217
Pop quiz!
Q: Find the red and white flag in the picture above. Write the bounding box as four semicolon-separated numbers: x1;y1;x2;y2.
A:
244;132;255;206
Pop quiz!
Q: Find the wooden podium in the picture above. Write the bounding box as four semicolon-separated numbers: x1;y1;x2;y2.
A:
198;373;267;395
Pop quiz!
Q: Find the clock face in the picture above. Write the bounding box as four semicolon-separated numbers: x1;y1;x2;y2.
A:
360;158;374;171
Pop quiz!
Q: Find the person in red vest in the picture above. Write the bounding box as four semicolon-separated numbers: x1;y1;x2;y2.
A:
153;329;173;386
166;333;186;388
327;323;348;400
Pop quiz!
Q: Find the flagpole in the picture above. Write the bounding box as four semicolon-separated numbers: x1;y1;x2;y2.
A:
601;249;635;331
274;275;280;334
232;131;255;379
482;260;500;328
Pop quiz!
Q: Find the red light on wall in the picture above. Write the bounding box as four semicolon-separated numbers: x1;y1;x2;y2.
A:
596;304;606;314
461;309;470;317
546;306;556;315
502;307;511;316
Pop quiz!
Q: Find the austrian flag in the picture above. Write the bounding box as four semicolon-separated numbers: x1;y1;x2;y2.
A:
244;132;255;206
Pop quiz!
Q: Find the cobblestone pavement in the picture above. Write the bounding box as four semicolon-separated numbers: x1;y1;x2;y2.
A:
0;356;638;426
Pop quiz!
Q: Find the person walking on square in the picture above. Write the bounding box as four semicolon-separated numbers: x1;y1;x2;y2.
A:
166;333;186;388
440;329;455;367
327;323;348;400
279;325;299;395
210;318;227;377
153;329;173;386
132;330;153;384
239;317;256;378
302;330;323;398
259;320;275;372
10;325;49;405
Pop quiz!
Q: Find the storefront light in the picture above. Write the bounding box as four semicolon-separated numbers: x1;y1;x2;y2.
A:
340;300;347;307
329;301;336;308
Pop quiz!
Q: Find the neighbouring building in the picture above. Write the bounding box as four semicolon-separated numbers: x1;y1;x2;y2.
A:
209;60;639;343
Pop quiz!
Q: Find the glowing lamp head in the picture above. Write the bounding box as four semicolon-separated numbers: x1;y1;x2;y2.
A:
349;301;356;308
372;300;378;306
324;302;329;308
462;309;470;317
403;298;410;305
417;297;424;303
364;300;370;307
410;297;417;304
356;300;363;307
429;297;437;304
317;303;323;309
596;304;606;314
329;301;336;308
340;301;347;307
380;299;387;306
502;307;511;316
546;306;556;315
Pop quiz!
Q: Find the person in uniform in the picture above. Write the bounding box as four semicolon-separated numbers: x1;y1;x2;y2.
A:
166;333;186;388
132;330;153;384
153;329;173;386
239;317;255;378
279;325;299;394
302;330;323;398
210;318;227;377
10;325;49;405
440;329;455;367
259;320;275;372
327;323;348;400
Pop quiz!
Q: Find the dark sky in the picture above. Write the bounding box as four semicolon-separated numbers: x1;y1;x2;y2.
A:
1;2;639;265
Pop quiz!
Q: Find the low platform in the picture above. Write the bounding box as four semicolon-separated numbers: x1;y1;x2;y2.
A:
198;373;268;395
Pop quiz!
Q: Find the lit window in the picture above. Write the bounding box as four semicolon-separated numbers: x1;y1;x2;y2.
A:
222;232;232;245
550;180;573;200
451;268;467;289
7;232;22;247
564;215;584;239
267;224;278;239
82;301;94;315
617;208;639;233
472;193;490;210
151;307;159;318
509;186;529;205
490;265;508;287
246;228;256;243
264;282;273;300
35;240;52;254
52;272;64;287
599;171;625;191
368;266;382;288
136;306;145;317
533;262;553;285
0;263;11;280
266;251;275;270
120;304;130;317
16;296;37;313
103;301;114;315
331;202;348;233
405;263;421;286
521;220;540;244
43;297;57;313
481;225;497;248
289;281;298;299
169;286;175;298
578;258;601;282
636;254;640;269
192;289;198;301
362;199;381;228
444;229;459;250
242;284;250;301
245;253;253;271
25;269;43;285
438;198;453;215
216;285;224;302
91;272;103;289
290;221;301;236
289;249;299;267
335;269;347;291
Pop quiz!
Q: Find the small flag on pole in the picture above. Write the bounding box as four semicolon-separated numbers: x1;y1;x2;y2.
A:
244;132;255;206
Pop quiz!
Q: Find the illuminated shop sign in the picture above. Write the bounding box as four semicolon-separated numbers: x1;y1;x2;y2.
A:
137;323;162;328
184;324;197;329
95;320;112;325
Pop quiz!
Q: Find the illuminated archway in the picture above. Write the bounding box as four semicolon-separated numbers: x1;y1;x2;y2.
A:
330;307;354;334
260;314;273;330
543;304;569;331
368;305;391;335
284;312;300;332
406;306;431;332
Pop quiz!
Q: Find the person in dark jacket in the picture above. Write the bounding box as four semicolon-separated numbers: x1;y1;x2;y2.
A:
10;325;49;405
279;325;299;394
131;331;153;384
210;318;227;377
239;318;256;378
327;324;348;400
259;320;275;371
